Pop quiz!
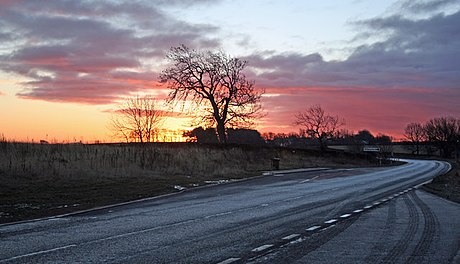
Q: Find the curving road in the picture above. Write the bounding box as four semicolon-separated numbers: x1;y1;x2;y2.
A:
0;159;458;263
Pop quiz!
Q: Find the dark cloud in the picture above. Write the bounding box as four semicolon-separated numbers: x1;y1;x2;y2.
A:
397;0;459;14
247;9;460;91
249;2;459;135
0;0;220;104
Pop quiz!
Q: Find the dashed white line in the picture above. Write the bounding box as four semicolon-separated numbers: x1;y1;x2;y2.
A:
299;176;319;183
217;258;241;264
321;224;336;231
252;244;273;252
282;234;300;240
1;244;77;262
353;209;363;213
324;219;337;224
364;205;373;209
306;225;321;231
373;202;381;206
340;214;351;218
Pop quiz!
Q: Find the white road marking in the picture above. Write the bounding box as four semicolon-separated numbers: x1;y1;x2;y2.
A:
353;209;363;213
1;244;77;262
252;244;273;252
86;219;198;244
299;176;319;183
321;224;336;231
282;234;300;240
306;225;321;231
340;214;351;218
364;205;373;209
325;219;337;224
290;237;305;244
217;258;241;264
381;199;388;202
373;202;381;206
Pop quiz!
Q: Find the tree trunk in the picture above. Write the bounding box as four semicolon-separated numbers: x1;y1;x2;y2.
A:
217;122;227;144
318;136;326;152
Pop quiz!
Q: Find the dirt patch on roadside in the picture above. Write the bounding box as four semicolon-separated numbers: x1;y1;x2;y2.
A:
423;161;460;203
0;175;228;223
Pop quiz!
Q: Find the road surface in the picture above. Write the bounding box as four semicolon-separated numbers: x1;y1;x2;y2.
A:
0;159;458;263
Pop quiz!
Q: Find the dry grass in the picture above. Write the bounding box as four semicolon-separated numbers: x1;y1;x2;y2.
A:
424;161;460;203
0;142;375;223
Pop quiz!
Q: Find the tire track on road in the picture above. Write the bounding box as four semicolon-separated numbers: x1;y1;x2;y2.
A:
365;198;397;263
405;191;438;264
380;193;419;264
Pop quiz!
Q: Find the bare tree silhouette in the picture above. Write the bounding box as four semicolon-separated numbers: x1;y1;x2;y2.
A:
404;122;426;155
295;105;344;151
159;45;263;143
110;96;164;143
424;116;459;157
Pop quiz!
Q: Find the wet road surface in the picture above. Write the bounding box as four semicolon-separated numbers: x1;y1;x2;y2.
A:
0;159;457;263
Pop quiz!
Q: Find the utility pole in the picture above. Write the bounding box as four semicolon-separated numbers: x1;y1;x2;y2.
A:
456;139;459;163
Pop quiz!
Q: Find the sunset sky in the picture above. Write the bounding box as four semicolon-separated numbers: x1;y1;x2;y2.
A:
1;0;459;142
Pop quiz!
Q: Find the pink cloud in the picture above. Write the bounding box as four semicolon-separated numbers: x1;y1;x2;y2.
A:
0;1;220;105
0;0;458;139
258;86;459;139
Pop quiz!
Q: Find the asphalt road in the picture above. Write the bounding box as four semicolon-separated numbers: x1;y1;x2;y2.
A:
0;159;458;263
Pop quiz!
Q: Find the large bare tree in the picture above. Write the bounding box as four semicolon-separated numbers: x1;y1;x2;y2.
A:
159;45;263;143
403;122;426;155
295;105;344;151
424;116;459;157
110;96;164;143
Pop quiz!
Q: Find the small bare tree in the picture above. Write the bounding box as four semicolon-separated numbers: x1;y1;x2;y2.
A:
404;122;426;155
295;105;344;151
110;96;164;143
159;45;263;143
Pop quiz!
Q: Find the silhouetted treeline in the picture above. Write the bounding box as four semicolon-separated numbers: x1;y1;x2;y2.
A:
404;116;460;158
183;127;393;150
183;117;460;159
184;127;264;145
261;130;392;150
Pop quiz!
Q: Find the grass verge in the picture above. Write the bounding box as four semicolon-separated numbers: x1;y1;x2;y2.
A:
0;142;377;224
423;161;460;203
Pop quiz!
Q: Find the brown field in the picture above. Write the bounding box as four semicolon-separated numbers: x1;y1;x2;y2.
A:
0;142;376;224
